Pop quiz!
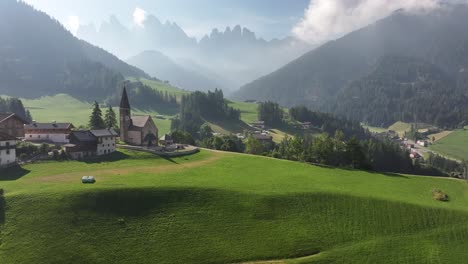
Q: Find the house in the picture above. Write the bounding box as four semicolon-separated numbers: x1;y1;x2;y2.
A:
250;121;265;129
0;113;28;138
65;129;118;159
24;122;74;144
252;134;273;144
120;88;159;146
410;152;422;159
0;132;17;168
159;134;174;146
65;131;97;160
90;129;118;156
298;121;312;129
417;140;428;147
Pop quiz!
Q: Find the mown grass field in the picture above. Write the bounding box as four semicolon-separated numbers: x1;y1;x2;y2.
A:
430;127;468;161
1;149;467;264
22;94;173;134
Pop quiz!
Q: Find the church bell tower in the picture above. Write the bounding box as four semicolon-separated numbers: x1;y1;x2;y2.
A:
119;87;131;143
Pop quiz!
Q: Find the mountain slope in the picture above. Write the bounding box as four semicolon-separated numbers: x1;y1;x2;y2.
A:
0;0;148;99
335;56;468;127
233;5;468;115
127;50;221;91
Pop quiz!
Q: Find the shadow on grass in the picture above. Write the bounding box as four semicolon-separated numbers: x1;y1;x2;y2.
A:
0;166;31;181
81;151;131;164
0;189;4;224
161;156;179;164
309;163;409;178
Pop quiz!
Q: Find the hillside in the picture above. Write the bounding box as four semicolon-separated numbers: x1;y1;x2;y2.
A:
233;5;468;126
430;127;468;161
0;0;148;100
127;51;222;92
1;149;467;263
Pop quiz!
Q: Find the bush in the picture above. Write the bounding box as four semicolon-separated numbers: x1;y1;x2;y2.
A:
432;189;449;202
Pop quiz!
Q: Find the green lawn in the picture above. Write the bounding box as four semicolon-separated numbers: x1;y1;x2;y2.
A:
22;94;173;134
1;149;467;263
430;127;468;161
228;101;259;124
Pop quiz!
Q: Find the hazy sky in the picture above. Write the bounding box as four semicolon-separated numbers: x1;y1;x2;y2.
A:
23;0;310;40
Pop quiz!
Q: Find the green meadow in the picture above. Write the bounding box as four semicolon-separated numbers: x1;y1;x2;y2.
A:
1;149;467;263
430;127;468;161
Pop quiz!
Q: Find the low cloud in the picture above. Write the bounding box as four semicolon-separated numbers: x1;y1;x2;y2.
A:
293;0;442;44
66;15;80;36
133;7;147;27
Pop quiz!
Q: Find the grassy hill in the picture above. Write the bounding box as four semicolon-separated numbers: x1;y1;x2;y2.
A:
1;149;467;263
430;127;468;161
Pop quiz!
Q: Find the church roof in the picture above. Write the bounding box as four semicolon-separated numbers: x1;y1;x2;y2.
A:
131;116;151;128
120;87;130;109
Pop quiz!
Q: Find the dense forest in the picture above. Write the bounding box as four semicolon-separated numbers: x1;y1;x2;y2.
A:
0;0;148;100
335;56;468;128
289;105;369;139
0;97;32;122
171;89;240;136
107;81;178;111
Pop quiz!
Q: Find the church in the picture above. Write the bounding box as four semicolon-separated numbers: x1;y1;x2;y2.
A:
119;87;159;146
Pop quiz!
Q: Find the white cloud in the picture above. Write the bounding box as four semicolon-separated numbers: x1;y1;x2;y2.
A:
293;0;442;44
66;15;80;36
133;7;147;27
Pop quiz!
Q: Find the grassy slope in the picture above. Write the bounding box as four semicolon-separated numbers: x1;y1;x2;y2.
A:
1;150;468;264
430;127;468;161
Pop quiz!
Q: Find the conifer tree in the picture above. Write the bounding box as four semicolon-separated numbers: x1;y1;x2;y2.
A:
89;101;105;129
104;106;117;129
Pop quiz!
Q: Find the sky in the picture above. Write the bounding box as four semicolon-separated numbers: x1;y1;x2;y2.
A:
23;0;310;40
24;0;459;45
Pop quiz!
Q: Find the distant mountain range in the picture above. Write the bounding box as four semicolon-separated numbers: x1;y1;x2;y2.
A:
0;0;148;100
233;5;468;127
77;15;311;91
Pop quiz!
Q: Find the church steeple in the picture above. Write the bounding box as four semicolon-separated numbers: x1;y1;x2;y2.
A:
120;86;130;109
119;86;131;143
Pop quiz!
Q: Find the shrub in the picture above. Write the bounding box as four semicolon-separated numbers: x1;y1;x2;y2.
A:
432;189;449;202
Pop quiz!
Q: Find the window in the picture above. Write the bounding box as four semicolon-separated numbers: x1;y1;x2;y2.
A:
6;150;10;155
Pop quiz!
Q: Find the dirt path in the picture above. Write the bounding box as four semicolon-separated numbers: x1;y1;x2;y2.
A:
28;151;224;183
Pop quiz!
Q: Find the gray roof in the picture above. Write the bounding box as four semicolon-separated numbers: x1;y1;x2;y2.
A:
70;131;96;142
25;122;74;130
90;129;118;138
131;116;151;128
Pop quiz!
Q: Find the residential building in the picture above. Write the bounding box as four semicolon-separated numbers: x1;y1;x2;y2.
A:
0;113;28;138
90;129;118;156
24;122;74;144
120;87;159;146
159;134;174;146
65;129;118;159
0;132;17;168
250;121;265;129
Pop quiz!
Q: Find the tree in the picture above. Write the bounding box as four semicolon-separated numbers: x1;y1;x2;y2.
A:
258;101;283;126
345;137;367;169
89;101;105;129
170;130;195;145
104;106;118;129
245;136;264;155
199;123;213;140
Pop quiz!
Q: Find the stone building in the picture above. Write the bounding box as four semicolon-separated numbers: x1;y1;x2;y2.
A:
119;88;158;146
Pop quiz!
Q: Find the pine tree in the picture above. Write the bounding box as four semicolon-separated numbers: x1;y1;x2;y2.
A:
89;101;105;129
104;106;117;129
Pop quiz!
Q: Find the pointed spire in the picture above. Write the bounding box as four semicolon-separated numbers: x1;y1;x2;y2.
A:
120;86;130;109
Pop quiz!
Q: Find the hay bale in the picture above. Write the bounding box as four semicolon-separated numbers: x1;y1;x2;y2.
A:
432;189;449;202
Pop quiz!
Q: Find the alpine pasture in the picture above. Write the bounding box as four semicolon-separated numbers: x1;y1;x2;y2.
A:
1;149;467;264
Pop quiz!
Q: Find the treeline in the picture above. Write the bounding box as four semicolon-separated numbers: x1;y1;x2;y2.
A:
171;89;240;136
426;153;468;179
107;81;178;110
289;105;369;139
0;97;32;122
267;132;413;173
258;101;284;126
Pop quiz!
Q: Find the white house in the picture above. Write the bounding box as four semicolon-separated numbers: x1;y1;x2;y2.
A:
0;132;17;168
90;129;118;156
24;122;74;144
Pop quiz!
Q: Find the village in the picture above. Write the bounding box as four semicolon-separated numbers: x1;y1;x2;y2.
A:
0;88;190;169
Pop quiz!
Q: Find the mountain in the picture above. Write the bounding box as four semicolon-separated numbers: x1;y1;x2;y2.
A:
335;55;468;128
127;50;222;91
0;0;148;100
233;5;468;126
77;16;311;91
